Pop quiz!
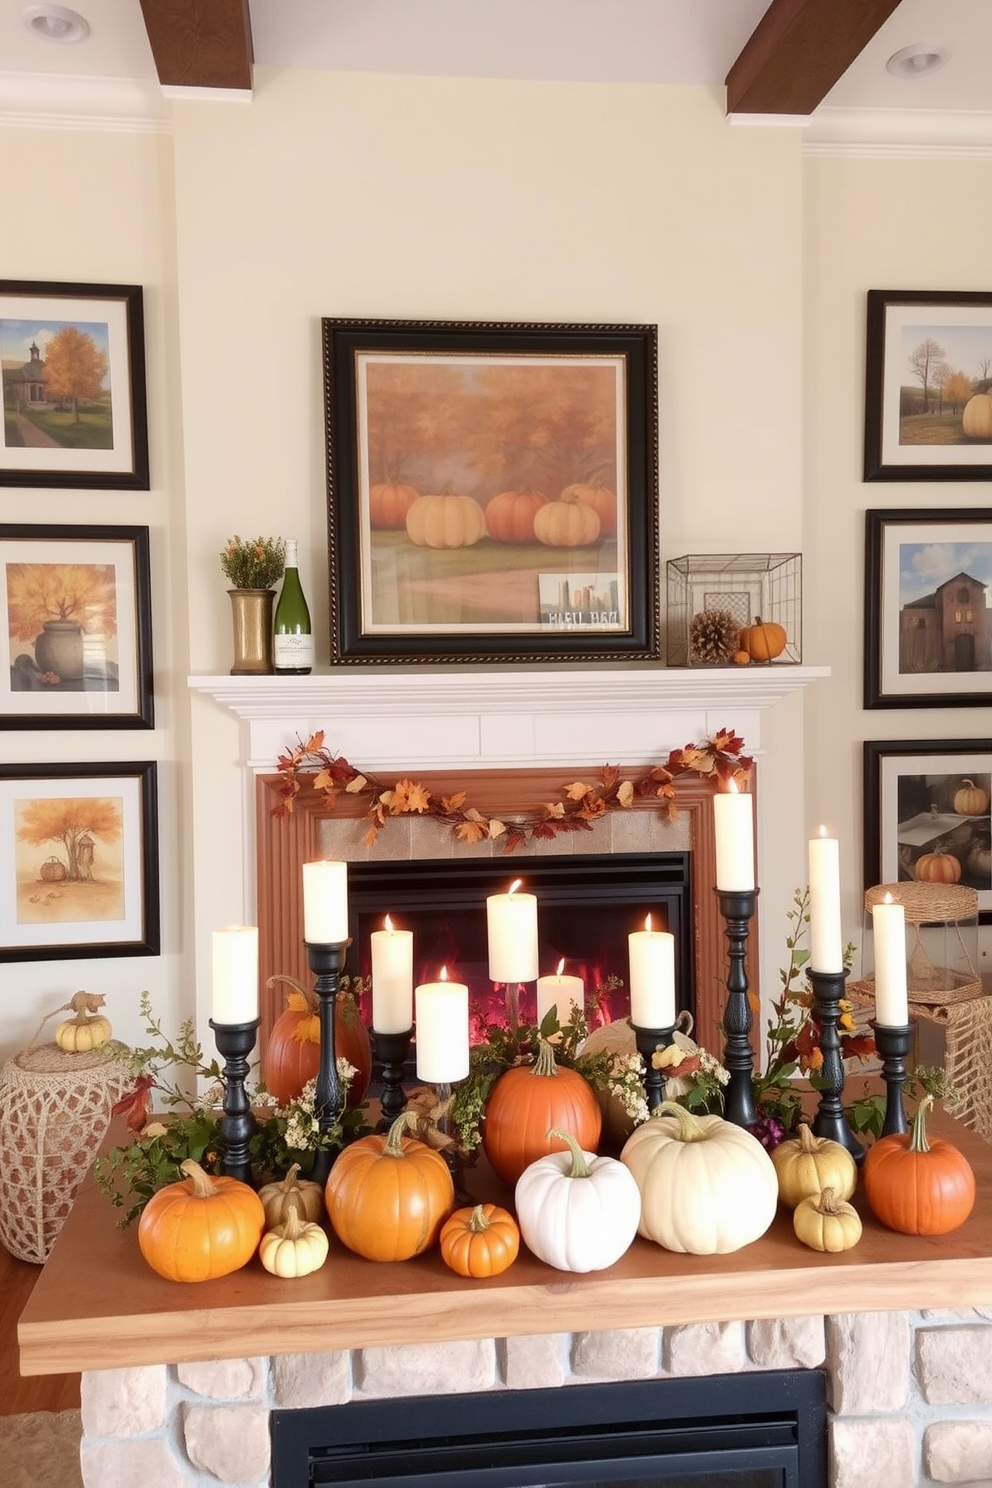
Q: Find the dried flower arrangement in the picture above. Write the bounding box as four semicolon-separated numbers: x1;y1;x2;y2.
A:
219;535;286;591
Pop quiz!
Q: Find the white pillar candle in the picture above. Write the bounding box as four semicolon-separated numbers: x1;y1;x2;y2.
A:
302;859;349;943
211;926;259;1025
628;915;676;1029
808;826;844;973
370;915;414;1033
415;969;469;1083
872;894;909;1026
713;784;755;891
486;878;539;983
535;959;585;1027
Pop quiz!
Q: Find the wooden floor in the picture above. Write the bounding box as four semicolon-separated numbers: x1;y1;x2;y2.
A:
0;1244;79;1415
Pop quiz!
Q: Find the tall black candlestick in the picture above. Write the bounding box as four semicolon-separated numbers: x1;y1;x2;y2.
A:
716;887;758;1129
871;1019;913;1138
631;1021;677;1112
372;1026;413;1132
210;1018;259;1183
809;966;865;1165
305;937;352;1186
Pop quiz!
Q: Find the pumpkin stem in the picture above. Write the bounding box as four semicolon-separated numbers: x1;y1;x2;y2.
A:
797;1122;817;1153
267;973;317;1017
179;1158;222;1198
467;1204;493;1234
816;1187;842;1216
532;1038;560;1078
275;1206;308;1241
909;1093;934;1155
382;1110;420;1158
546;1127;593;1178
280;1162;302;1192
653;1100;709;1143
67;990;106;1023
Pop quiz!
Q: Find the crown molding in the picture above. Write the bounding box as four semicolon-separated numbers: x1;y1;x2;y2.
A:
803;106;992;158
0;70;169;132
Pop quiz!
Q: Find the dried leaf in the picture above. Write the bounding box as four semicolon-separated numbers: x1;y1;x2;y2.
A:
544;802;566;820
617;780;634;808
440;791;468;813
565;781;592;801
488;819;507;838
455;820;487;844
345;775;367;794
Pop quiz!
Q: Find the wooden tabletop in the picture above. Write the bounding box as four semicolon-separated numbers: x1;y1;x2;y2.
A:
18;1108;992;1378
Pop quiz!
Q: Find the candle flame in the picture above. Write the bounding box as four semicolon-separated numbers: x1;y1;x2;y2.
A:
644;913;653;932
556;958;565;976
817;824;830;839
725;778;739;796
882;892;894;905
508;878;522;896
384;914;394;932
439;965;449;981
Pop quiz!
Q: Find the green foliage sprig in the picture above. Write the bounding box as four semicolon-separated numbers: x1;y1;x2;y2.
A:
220;535;286;590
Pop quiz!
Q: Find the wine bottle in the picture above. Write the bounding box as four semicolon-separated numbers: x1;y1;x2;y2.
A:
273;539;314;675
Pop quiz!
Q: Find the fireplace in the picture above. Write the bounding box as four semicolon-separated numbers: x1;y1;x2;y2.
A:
270;1371;827;1488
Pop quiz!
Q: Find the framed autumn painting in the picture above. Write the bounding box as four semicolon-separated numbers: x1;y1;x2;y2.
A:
322;318;659;663
0;524;154;729
0;280;149;489
0;760;160;960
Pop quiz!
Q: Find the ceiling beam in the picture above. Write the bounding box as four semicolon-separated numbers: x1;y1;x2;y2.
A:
138;0;253;91
726;0;902;115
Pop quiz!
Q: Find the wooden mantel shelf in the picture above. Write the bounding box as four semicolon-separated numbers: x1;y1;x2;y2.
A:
19;1109;992;1378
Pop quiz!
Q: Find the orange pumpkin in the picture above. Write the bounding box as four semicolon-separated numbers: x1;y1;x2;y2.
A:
324;1111;454;1261
264;978;372;1107
533;501;601;549
732;650;750;666
864;1094;975;1236
439;1203;520;1278
137;1160;265;1283
369;480;419;530
915;852;962;884
482;1038;602;1187
405;493;486;548
740;617;787;663
559;483;618;539
485;489;549;543
953;778;990;816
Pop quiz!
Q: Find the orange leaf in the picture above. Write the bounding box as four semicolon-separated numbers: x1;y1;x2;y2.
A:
454;820;487;844
565;781;592;801
440;791;468;813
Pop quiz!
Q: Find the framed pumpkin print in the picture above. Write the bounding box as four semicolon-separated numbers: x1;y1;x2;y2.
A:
863;739;992;923
0;279;149;489
322;318;659;664
0;760;160;960
0;524;154;729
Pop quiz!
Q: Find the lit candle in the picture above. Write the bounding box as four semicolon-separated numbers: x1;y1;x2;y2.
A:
370;915;414;1033
415;967;469;1083
713;782;755;891
211;926;259;1025
486;878;539;983
302;859;349;944
628;914;676;1029
872;894;909;1026
535;959;585;1027
808;826;843;973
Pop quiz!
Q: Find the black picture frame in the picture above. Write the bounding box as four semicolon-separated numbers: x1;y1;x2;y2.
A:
0;523;154;729
864;289;992;482
322;317;659;664
0;759;160;960
0;279;149;490
863;739;992;923
864;507;992;709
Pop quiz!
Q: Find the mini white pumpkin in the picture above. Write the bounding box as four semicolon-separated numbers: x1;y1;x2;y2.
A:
258;1206;329;1279
620;1100;778;1255
514;1127;641;1273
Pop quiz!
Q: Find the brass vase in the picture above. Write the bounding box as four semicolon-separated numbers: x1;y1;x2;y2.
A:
228;588;275;675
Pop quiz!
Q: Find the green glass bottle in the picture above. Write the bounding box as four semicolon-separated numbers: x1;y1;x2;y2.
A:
273;538;313;675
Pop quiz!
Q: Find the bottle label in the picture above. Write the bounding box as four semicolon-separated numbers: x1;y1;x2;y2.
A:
274;633;314;669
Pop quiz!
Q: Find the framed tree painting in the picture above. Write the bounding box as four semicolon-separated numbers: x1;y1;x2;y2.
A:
322;318;660;664
0;760;160;960
0;280;149;489
0;524;154;729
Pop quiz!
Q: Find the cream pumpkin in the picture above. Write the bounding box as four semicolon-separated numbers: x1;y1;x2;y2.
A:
405;493;486;549
962;391;992;440
771;1122;857;1210
533;500;601;549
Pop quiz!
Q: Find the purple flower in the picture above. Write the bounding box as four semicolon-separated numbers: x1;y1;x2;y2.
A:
748;1115;787;1150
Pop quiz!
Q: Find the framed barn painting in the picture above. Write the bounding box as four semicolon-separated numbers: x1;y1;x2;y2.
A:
0;280;149;489
0;524;154;729
864;289;992;482
0;760;160;960
322;318;659;664
864;508;992;709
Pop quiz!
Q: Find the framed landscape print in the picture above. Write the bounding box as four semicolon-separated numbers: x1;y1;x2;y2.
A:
864;289;992;482
0;760;160;960
0;280;149;489
0;524;154;729
863;739;992;923
322;318;659;664
864;508;992;709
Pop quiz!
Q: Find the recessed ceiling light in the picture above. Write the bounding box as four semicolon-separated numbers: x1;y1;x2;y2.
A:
885;43;949;79
23;4;90;44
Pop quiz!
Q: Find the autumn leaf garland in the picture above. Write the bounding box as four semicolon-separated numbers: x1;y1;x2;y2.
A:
272;727;753;854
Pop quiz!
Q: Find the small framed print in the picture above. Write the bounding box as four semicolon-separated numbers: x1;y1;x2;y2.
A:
0;524;154;729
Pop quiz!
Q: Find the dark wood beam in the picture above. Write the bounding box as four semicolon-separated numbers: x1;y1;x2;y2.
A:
726;0;902;115
138;0;253;91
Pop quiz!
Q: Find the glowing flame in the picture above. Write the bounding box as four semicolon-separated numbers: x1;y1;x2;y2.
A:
384;914;394;932
508;879;522;896
556;958;565;977
439;965;449;982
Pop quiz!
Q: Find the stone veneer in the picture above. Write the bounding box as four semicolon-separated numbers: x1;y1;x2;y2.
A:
78;1308;992;1488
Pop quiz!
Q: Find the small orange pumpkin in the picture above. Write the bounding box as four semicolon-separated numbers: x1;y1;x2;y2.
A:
915;852;962;884
137;1160;265;1283
485;489;549;543
482;1038;602;1187
405;493;486;548
864;1094;975;1236
732;650;750;667
369;480;420;530
264;977;372;1107
740;616;787;663
324;1111;455;1261
533;500;601;549
439;1203;520;1278
559;483;618;538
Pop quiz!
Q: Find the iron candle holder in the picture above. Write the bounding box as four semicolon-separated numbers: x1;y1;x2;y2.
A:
372;1025;413;1132
809;967;865;1165
630;1019;677;1112
305;936;352;1186
210;1017;259;1183
716;887;758;1129
871;1019;914;1138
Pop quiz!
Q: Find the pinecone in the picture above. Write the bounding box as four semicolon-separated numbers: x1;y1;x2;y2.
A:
689;608;740;665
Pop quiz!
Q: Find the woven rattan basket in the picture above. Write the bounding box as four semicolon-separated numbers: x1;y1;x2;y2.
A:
0;1041;133;1264
863;882;982;1006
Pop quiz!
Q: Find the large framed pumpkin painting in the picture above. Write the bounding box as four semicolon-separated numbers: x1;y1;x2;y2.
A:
321;319;659;664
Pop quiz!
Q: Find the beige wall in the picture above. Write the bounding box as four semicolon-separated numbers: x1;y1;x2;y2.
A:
1;69;988;1065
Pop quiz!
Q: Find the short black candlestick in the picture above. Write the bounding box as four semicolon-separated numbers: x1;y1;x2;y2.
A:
305;937;352;1186
716;887;758;1129
809;967;865;1166
372;1026;413;1132
631;1020;677;1111
871;1019;914;1138
210;1018;259;1183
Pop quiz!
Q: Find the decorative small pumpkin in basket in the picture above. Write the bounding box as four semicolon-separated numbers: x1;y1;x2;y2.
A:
40;856;67;883
55;991;113;1053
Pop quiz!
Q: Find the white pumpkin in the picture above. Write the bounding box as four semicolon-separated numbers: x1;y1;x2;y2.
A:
619;1100;778;1255
258;1207;329;1279
514;1128;641;1273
